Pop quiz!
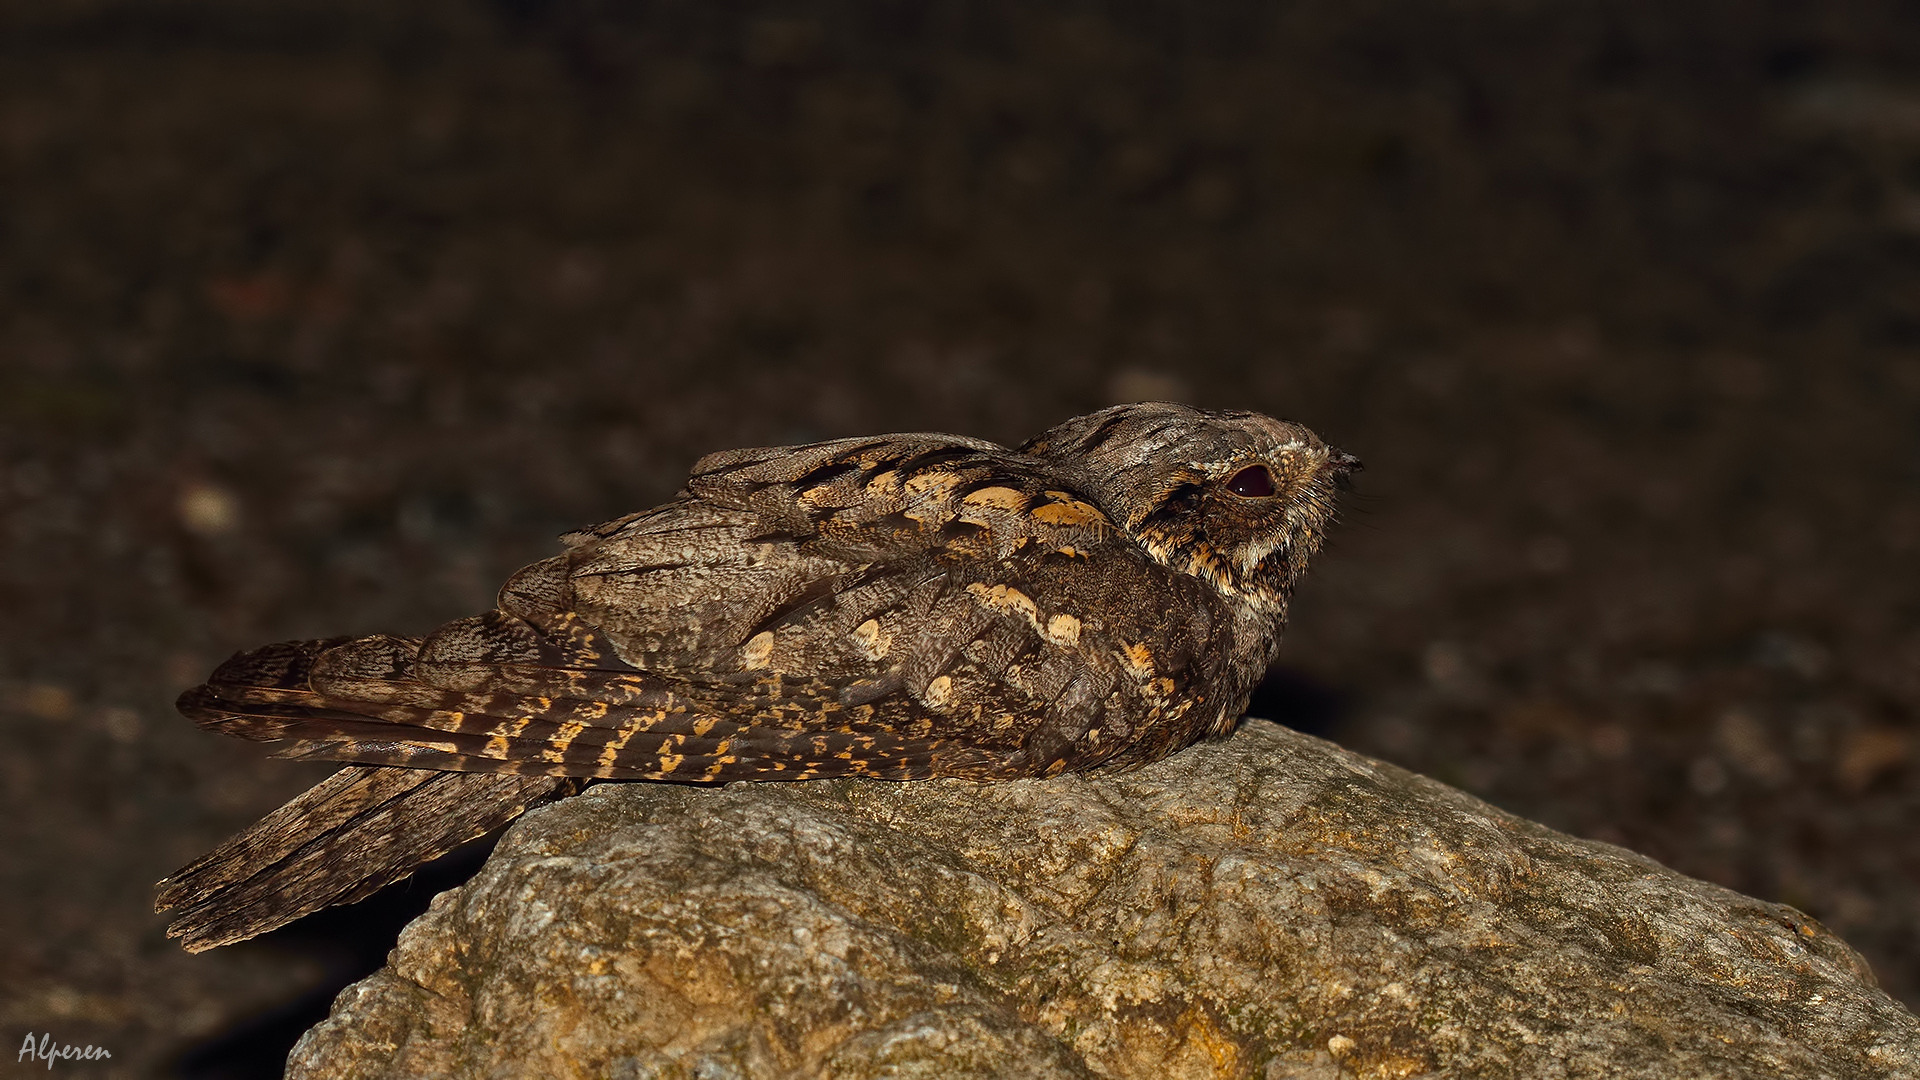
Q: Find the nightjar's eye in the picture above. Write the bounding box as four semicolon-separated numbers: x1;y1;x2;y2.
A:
1225;464;1275;498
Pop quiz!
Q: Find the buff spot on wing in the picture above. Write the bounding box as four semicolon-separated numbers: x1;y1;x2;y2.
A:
484;715;533;759
961;485;1029;510
923;674;954;708
597;723;638;768
692;715;719;737
1030;496;1109;528
903;471;964;499
656;732;689;776
966;582;1039;623
1044;612;1082;647
1121;642;1155;677
865;469;904;497
741;631;776;670
851;618;892;661
541;720;588;762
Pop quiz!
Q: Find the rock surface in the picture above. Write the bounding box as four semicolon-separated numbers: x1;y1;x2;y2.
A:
287;721;1919;1079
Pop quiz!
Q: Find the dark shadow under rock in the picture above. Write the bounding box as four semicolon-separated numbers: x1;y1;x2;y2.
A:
287;721;1918;1079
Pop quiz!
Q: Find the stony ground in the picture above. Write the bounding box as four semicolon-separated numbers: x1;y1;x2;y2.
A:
3;2;1919;1076
286;724;1920;1080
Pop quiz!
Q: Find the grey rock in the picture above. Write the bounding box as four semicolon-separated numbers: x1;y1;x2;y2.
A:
287;721;1920;1079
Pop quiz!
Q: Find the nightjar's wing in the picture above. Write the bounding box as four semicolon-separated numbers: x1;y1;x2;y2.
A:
178;432;1238;787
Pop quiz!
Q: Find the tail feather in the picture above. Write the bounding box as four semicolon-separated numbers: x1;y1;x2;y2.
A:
156;764;578;952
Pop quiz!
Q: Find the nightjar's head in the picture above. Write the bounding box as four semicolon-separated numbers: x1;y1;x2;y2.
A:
1022;402;1359;618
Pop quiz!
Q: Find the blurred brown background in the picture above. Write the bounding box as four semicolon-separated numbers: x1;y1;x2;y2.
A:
4;1;1919;1075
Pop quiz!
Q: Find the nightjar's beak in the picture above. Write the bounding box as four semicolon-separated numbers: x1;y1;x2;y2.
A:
1327;449;1363;491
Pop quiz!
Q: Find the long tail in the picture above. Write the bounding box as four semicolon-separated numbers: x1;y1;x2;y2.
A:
156;763;579;952
155;636;583;951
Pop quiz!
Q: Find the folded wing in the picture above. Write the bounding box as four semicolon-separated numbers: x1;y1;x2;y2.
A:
179;433;1232;786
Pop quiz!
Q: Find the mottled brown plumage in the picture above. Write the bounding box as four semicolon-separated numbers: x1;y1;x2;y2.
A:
157;402;1357;950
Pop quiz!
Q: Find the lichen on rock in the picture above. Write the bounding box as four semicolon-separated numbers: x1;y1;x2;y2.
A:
288;720;1919;1079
